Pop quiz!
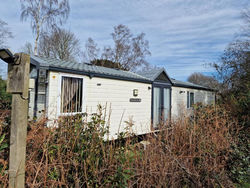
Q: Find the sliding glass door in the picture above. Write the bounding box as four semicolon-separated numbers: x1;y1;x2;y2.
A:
163;88;171;121
153;87;161;126
153;86;171;128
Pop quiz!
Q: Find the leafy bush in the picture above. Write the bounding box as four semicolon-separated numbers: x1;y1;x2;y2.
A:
226;132;250;186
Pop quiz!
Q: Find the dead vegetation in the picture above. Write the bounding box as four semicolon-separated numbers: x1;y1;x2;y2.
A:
0;105;237;187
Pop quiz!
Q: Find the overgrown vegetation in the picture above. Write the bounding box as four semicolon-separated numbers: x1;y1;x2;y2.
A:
213;39;250;187
0;105;240;187
0;110;10;185
0;77;11;110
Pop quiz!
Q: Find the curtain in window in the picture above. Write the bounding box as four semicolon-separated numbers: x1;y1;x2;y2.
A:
61;77;83;113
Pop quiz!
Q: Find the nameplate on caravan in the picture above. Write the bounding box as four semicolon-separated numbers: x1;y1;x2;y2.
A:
129;98;141;102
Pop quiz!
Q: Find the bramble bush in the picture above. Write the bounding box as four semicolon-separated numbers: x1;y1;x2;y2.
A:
0;104;240;187
0;79;11;110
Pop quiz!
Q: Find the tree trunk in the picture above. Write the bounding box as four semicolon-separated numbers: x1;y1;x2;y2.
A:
34;24;40;55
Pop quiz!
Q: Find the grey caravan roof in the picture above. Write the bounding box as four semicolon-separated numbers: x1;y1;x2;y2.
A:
170;78;214;91
137;68;172;84
137;68;214;91
30;55;151;83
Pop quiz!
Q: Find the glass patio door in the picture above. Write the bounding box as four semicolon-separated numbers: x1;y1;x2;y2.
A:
163;88;171;121
153;86;171;128
153;87;161;127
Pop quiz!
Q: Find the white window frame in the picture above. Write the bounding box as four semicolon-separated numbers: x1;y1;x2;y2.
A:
57;73;85;116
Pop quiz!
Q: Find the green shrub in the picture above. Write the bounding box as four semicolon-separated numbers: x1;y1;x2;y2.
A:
227;132;250;186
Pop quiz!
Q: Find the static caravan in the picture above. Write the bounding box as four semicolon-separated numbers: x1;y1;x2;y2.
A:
29;55;152;138
170;79;215;118
28;55;215;138
137;69;215;127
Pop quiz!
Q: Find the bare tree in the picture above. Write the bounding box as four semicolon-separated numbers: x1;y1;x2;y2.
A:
242;8;250;37
82;37;100;63
101;46;114;64
213;40;250;92
101;24;151;71
187;72;220;89
0;19;13;48
20;0;70;55
38;32;54;58
215;10;250;182
38;28;81;61
20;42;34;54
215;8;250;93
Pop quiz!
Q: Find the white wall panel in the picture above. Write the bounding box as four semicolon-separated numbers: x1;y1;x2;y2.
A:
46;71;152;138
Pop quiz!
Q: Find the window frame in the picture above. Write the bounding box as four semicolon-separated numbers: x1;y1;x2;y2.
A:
151;83;172;129
190;92;194;107
187;91;194;109
57;73;85;116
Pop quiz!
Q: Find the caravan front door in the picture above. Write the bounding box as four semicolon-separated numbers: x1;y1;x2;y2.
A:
153;86;171;128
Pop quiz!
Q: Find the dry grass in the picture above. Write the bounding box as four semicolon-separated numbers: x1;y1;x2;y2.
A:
0;105;237;187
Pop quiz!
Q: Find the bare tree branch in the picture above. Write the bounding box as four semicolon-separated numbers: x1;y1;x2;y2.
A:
187;72;220;90
0;19;13;48
242;8;250;37
38;28;81;62
20;42;34;54
82;37;100;63
20;0;70;55
213;40;250;92
101;24;151;71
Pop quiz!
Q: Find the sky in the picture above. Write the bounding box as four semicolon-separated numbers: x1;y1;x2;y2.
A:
0;0;249;81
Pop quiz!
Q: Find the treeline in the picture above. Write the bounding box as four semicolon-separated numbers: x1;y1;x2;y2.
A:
0;0;151;72
19;0;151;71
187;9;250;186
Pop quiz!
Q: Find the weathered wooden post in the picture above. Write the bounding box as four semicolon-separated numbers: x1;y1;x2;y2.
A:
0;49;30;188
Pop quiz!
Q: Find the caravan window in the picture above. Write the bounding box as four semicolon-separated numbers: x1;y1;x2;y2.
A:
60;76;83;113
187;91;194;108
190;92;194;107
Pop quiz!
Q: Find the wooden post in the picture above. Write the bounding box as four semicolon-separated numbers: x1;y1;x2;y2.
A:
6;53;30;188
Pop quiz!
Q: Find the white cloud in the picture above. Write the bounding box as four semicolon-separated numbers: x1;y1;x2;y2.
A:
0;0;249;80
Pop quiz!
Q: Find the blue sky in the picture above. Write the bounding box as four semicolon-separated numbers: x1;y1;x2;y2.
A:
0;0;249;81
